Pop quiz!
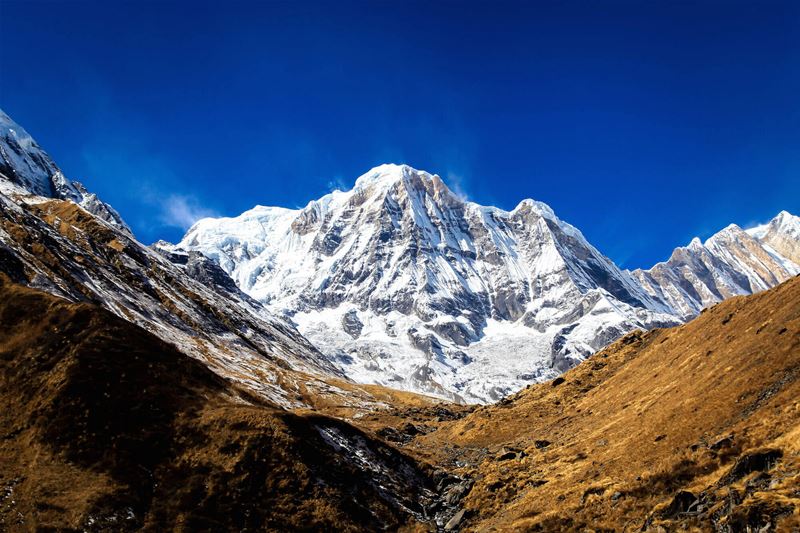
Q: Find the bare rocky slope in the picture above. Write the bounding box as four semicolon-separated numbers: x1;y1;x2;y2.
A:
0;275;450;531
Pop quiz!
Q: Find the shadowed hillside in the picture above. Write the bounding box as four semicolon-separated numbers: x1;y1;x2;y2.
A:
0;274;445;532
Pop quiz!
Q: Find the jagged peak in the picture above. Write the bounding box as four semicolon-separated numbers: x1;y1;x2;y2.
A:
351;163;457;199
704;223;749;248
772;210;800;230
723;222;743;232
353;163;429;189
512;198;557;221
746;210;799;240
0;108;60;197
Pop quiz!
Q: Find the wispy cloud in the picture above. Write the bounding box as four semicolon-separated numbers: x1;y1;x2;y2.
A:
77;109;219;236
157;194;219;229
445;171;470;201
326;175;348;192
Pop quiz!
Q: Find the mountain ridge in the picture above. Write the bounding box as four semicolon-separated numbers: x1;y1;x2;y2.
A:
0;109;799;531
633;217;800;320
1;107;798;404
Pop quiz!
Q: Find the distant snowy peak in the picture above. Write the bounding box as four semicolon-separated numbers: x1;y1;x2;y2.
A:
633;213;800;320
747;210;800;264
0;108;131;233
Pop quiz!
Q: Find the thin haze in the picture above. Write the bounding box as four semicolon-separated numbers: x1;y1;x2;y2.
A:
1;0;798;268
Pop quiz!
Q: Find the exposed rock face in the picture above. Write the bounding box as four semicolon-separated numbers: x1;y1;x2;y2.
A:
341;308;364;339
151;241;246;297
176;164;800;402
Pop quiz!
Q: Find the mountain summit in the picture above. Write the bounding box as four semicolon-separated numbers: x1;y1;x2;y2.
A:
175;164;800;402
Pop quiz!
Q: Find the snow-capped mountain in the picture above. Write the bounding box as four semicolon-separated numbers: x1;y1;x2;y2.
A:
633;218;800;320
0;109;130;232
3;106;797;404
747;210;800;264
175;164;676;402
177;165;800;402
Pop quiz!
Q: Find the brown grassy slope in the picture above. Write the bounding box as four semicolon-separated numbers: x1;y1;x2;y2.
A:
0;274;439;532
414;275;800;531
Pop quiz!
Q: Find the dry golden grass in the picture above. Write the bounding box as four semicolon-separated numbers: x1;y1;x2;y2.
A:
410;275;800;531
2;264;799;531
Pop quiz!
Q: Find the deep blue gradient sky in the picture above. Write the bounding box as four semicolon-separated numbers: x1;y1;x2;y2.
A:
1;1;798;267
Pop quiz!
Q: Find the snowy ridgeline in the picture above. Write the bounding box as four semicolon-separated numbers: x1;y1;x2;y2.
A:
173;164;800;403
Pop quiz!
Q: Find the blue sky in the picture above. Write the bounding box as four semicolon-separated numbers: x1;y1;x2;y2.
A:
1;0;798;268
